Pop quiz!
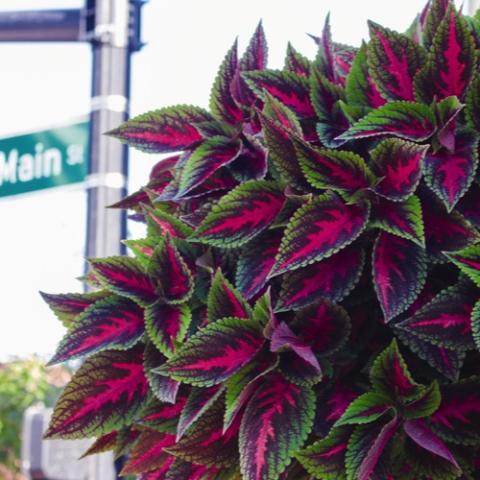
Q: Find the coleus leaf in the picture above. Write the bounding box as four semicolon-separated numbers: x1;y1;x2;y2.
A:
284;42;311;77
48;296;144;365
177;385;224;441
429;377;480;445
314;14;336;83
240;20;268;72
415;5;476;103
421;0;451;49
396;283;477;351
337;100;436;142
278;351;322;388
401;436;462;480
291;299;351;357
370;138;428;202
456;182;480;229
106;105;213;153
445;244;480;287
89;256;157;306
145;302;191;357
333;43;357;82
145;205;194;239
224;348;279;432
165;459;219;480
270;321;321;373
260;114;310;191
191;181;284;248
208;269;251;322
210;39;244;124
346;415;399;480
345;43;386;121
148;236;194;304
229;136;268;182
271;192;370;276
124;237;156;268
176;136;242;198
313;384;359;437
114;427;141;459
144;342;180;404
79;430;118;458
372;232;427;321
424;128;479;211
261;92;302;134
243;70;314;118
432;97;464;155
44;347;148;439
294;137;376;194
421;188;480;256
370;196;425;247
231;21;268;108
155;317;264;387
276;245;364;312
309;67;349;147
239;371;315;480
403;380;441;420
395;327;465;381
296;426;351;480
367;21;425;101
236;229;282;300
39;290;109;328
167;397;239;468
404;418;460;470
370;339;422;402
335;392;392;426
121;430;176;476
465;75;480;132
138;395;187;433
471;300;480;351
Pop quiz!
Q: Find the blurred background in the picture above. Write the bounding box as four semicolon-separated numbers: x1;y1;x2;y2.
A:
0;0;465;478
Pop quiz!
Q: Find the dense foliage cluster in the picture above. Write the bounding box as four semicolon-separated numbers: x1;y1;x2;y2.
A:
42;0;480;478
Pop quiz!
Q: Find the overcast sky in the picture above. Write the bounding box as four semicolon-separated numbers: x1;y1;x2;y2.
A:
0;0;463;360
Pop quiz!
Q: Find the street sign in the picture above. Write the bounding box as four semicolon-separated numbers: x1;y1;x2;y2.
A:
0;120;89;198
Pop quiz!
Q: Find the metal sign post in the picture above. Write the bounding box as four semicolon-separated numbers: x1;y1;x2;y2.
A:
0;0;145;261
0;2;145;479
85;0;131;260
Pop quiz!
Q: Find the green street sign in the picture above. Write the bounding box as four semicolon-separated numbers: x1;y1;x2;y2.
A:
0;120;89;198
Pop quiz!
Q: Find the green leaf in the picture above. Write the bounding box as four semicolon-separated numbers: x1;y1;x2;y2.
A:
445;244;480;287
145;301;192;357
471;299;480;351
294;137;376;194
370;339;422;403
403;380;441;419
148;235;194;304
177;136;242;197
337;101;436;142
271;192;370;276
296;426;351;480
335;392;393;426
155;317;264;387
367;21;425;101
209;40;244;124
191;180;284;248
345;43;385;121
370;196;425;247
106;105;212;153
208;269;252;322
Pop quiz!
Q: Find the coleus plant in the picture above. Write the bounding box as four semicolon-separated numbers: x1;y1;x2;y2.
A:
41;0;480;478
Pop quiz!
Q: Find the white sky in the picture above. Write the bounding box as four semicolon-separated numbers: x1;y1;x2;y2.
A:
0;0;463;360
